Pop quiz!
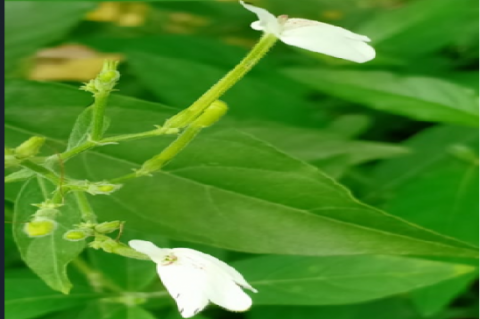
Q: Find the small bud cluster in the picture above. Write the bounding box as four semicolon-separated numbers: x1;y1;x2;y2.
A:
63;220;123;242
80;60;120;96
23;204;61;238
5;136;46;168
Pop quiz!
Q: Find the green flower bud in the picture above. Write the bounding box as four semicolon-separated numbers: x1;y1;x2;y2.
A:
87;182;123;195
63;229;89;241
80;60;120;95
95;220;122;234
24;218;57;237
15;136;46;159
192;100;228;128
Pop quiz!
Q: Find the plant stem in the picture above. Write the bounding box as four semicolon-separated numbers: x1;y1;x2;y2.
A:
136;124;203;176
180;33;277;122
109;173;137;184
90;92;109;141
59;141;95;162
74;191;97;223
21;160;60;184
59;129;173;162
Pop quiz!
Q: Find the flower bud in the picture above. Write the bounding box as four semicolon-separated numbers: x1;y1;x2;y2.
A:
63;229;89;241
95;220;122;234
15;136;46;159
24;218;57;237
80;60;120;94
192;100;228;128
87;182;123;195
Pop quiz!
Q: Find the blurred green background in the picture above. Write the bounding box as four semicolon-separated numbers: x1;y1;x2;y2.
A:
5;1;479;319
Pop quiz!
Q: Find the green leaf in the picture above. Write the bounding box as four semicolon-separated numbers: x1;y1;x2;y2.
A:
5;269;98;319
67;106;110;151
5;2;95;77
233;255;475;305
411;272;477;317
370;125;479;316
357;0;479;57
283;68;479;127
13;177;85;293
5;80;478;259
241;123;410;167
127;52;323;127
248;298;420;319
372;125;479;245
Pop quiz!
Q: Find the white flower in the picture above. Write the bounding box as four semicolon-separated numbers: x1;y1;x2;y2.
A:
240;1;375;63
129;240;257;318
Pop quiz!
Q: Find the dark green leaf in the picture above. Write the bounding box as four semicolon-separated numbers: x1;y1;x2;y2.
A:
233;255;475;305
373;125;479;245
357;0;479;57
283;68;479;127
13;177;85;293
411;272;477;317
248;298;420;319
5;269;98;319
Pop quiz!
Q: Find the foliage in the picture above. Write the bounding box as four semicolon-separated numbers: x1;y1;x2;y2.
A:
5;1;479;319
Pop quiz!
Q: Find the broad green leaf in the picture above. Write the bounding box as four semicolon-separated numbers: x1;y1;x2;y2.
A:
127;52;323;127
233;255;475;305
357;0;479;57
13;177;85;293
370;125;479;316
242;124;410;167
411;272;477;317
248;298;420;319
5;2;95;76
5;81;478;259
5;269;98;319
283;68;479;127
373;125;479;245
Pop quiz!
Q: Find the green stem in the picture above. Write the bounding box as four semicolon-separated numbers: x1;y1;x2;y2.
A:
109;173;137;184
137;124;203;176
100;129;164;144
59;129;174;162
74;191;97;223
21;160;60;184
178;33;277;123
59;141;95;162
90;92;109;141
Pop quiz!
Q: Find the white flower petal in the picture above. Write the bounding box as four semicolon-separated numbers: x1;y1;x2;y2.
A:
280;19;375;63
205;268;253;312
128;240;169;263
157;263;209;318
239;1;281;36
174;248;257;292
